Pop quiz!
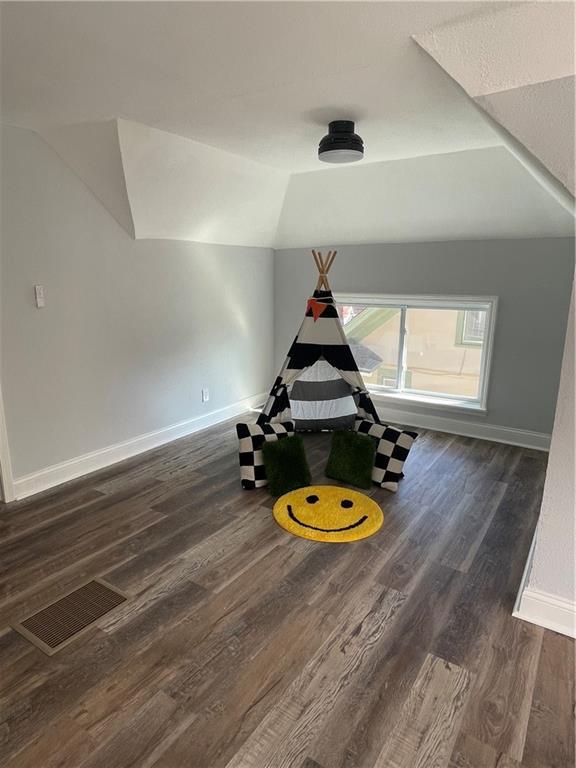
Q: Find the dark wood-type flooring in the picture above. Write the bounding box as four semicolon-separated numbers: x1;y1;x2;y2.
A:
0;418;574;767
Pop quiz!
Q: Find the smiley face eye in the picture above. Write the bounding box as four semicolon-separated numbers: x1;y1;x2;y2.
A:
306;494;319;504
341;499;354;509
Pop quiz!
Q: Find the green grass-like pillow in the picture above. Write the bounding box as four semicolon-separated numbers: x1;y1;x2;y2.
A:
262;435;311;497
325;430;376;489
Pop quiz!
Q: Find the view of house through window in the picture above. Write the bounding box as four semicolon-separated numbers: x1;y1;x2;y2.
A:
337;297;495;405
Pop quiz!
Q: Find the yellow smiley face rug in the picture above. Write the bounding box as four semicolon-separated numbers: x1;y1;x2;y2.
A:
273;485;384;543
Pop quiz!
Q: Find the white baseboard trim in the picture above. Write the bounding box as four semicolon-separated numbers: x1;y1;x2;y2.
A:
514;587;576;638
10;393;550;501
513;527;537;616
0;381;16;502
12;392;267;501
375;404;551;451
513;527;576;638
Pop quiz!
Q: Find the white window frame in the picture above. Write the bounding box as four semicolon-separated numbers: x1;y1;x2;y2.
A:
461;310;486;346
335;293;498;413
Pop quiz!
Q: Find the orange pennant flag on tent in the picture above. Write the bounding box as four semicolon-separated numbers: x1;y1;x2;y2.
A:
306;298;329;322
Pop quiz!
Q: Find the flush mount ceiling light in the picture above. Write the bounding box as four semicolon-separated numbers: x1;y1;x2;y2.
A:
318;120;364;164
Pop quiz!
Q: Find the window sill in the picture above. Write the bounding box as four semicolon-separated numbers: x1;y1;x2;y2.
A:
370;390;487;414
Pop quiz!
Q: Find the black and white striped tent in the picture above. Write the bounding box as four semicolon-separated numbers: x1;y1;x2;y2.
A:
257;251;380;430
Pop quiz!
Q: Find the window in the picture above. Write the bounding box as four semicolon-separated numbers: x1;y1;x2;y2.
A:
336;294;497;410
456;310;486;346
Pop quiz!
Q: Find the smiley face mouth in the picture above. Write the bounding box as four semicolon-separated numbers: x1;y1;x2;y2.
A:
287;505;368;533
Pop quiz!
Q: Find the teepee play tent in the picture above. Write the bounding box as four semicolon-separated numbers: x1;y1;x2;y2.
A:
258;250;380;430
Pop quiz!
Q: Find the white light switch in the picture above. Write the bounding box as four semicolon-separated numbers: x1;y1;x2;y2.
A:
34;284;45;308
202;388;210;403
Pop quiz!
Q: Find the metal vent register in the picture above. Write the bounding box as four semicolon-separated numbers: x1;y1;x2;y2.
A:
12;579;127;655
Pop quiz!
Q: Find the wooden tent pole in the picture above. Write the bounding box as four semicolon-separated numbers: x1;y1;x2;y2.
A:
312;249;321;273
311;249;337;291
326;250;337;273
319;252;329;290
321;251;328;290
312;250;322;290
313;250;325;290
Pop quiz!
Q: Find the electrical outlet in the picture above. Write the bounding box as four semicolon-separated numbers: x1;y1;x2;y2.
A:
202;388;210;403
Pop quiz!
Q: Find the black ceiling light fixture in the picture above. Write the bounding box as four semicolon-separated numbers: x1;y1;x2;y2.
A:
318;120;364;164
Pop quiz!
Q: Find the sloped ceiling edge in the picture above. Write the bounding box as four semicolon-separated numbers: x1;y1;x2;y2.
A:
413;2;576;199
39;119;136;238
117;119;289;248
274;146;575;249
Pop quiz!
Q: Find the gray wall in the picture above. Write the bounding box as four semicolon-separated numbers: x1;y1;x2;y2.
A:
1;126;274;478
275;241;574;434
2;123;573;483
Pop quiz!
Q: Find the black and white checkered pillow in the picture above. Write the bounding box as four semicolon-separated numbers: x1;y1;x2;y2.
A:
354;420;417;492
236;421;295;490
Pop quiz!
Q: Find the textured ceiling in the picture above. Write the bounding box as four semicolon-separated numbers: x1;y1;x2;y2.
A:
413;2;575;98
414;1;576;195
2;1;574;248
477;76;575;195
1;1;499;172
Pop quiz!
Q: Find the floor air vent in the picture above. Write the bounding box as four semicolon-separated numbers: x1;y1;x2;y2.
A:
11;578;127;655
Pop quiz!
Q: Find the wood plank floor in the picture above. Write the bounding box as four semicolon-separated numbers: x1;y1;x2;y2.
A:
0;419;573;767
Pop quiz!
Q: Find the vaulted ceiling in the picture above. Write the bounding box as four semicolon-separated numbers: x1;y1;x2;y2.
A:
1;2;574;248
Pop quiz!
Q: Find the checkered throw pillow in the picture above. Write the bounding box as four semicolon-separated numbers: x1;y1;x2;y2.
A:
236;421;295;490
354;420;418;492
